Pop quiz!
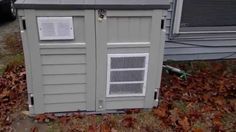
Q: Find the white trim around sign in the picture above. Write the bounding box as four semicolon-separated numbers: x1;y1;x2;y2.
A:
106;53;149;98
37;17;75;40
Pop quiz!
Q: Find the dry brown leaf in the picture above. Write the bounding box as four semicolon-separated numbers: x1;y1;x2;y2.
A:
192;128;204;132
45;113;58;121
30;126;39;132
88;124;97;132
169;108;179;123
214;96;226;106
34;114;47;123
111;128;118;132
0;89;10;99
212;117;222;127
100;123;111;132
178;117;190;131
70;124;83;132
121;116;136;128
153;107;167;118
59;116;70;125
125;109;141;114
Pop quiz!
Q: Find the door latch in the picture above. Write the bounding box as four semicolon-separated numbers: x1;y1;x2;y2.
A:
98;9;107;22
98;99;104;109
161;19;165;29
30;94;34;106
21;17;27;30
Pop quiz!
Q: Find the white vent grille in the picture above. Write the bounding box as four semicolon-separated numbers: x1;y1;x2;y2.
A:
107;53;149;97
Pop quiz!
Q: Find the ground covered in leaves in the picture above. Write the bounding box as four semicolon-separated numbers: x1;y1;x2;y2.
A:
0;64;28;131
0;60;236;131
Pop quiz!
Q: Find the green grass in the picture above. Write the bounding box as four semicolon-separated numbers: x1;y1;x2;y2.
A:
0;66;5;75
173;100;188;114
0;32;24;75
4;53;24;66
0;53;24;75
164;59;236;74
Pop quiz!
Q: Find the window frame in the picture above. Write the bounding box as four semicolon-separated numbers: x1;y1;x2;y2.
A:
106;53;149;97
173;0;236;34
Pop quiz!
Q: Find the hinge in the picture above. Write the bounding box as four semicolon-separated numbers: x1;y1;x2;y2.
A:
30;94;34;106
22;18;27;30
161;19;165;29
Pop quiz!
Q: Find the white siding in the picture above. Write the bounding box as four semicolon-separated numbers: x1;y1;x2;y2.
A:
164;0;236;61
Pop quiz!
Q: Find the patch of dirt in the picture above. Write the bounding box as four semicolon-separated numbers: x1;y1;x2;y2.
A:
11;112;48;132
0;20;20;64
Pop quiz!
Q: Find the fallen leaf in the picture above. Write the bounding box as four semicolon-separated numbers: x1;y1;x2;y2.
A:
69;124;82;132
214;96;225;106
30;126;39;132
212;116;222;127
178;117;190;131
45;113;58;121
100;123;111;132
125;109;141;114
192;128;204;132
153;107;167;118
59;116;70;125
0;89;10;99
121;116;136;128
34;114;47;123
88;124;97;132
111;128;118;132
169;108;179;123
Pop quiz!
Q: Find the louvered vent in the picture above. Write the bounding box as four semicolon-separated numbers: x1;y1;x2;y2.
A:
107;54;149;97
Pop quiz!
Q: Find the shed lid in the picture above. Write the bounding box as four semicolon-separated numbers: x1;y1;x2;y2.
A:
15;0;170;10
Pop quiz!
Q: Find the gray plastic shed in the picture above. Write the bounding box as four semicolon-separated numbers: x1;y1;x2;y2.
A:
15;0;170;114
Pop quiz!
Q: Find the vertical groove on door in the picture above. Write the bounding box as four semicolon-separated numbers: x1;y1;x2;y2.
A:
96;10;109;111
85;10;96;111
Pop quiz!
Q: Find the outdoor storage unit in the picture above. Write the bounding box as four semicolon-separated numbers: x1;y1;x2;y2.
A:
15;0;170;114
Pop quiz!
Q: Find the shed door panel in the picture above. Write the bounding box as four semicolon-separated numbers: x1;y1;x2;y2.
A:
25;10;96;114
96;10;163;111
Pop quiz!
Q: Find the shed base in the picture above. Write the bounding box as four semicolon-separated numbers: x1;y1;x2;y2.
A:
25;108;156;117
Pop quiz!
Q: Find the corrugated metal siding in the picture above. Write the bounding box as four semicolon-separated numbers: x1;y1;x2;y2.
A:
164;0;236;61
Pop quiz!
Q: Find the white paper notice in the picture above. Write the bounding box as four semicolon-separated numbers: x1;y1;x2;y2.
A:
37;17;74;40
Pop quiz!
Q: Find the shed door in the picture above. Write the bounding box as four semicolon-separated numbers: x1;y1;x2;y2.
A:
95;10;164;111
24;10;96;114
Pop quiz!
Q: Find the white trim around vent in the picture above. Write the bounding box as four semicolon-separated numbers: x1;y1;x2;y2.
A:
106;53;149;97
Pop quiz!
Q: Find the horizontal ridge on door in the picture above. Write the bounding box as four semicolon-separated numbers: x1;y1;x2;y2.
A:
44;102;86;113
44;83;86;94
39;43;86;49
41;54;86;65
42;64;86;75
106;100;144;110
40;48;86;55
44;93;86;104
43;74;86;85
